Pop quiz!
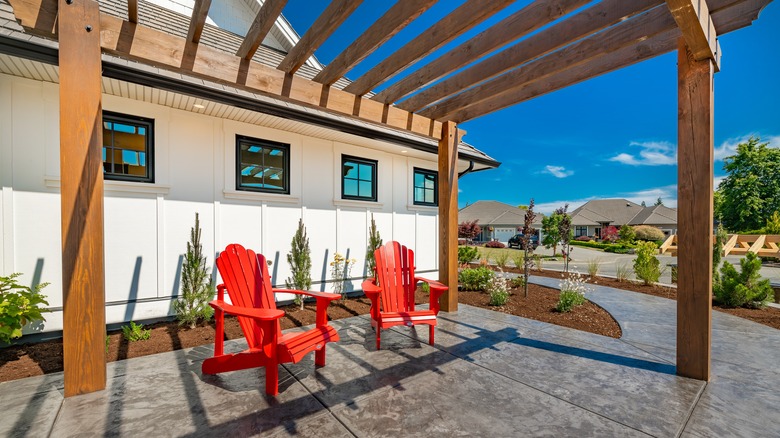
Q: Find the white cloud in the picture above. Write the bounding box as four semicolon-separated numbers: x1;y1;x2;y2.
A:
544;165;574;178
713;135;780;161
609;141;677;166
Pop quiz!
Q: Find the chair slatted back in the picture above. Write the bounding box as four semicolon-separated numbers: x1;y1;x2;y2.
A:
374;241;416;313
216;244;279;349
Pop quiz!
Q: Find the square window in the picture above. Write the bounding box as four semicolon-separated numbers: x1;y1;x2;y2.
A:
413;168;438;206
342;155;377;202
102;112;154;182
236;136;290;194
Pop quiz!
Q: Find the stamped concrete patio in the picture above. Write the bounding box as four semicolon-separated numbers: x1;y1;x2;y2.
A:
2;277;779;437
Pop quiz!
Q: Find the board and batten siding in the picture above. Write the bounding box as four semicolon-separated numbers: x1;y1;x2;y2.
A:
0;73;439;334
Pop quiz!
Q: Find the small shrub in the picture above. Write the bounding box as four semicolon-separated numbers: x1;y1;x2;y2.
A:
766;211;780;234
105;335;110;353
0;273;50;344
575;235;592;242
458;246;480;265
287;219;313;309
533;255;543;272
458;267;494;291
618;225;636;243
493;251;509;269
122;321;150;342
485;240;505;248
330;253;356;299
633;241;661;285
633;225;666;241
587;259;601;279
714;252;774;308
458;220;482;240
601;225;619;243
509;276;526;289
556;271;588;312
421;282;430;294
486;271;510;306
604;246;631;254
510;252;525;269
365;214;382;281
174;213;215;329
615;262;631;282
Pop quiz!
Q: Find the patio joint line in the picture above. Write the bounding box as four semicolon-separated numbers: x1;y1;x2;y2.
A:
46;394;65;438
675;381;708;438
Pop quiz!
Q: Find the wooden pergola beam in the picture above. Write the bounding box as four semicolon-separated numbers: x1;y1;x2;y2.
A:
438;121;458;312
185;0;211;44
374;0;592;105
399;0;662;113
340;0;512;95
57;0;106;397
315;0;437;87
676;37;714;381
236;0;288;61
277;0;361;75
127;0;138;23
666;0;720;69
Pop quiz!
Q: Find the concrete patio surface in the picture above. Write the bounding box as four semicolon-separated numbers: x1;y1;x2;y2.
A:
2;277;779;437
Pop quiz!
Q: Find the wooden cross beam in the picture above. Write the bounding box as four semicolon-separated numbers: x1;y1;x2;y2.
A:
127;0;138;23
236;0;287;61
666;0;721;70
185;0;212;44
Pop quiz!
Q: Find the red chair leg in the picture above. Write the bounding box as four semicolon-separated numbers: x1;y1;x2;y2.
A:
376;327;381;350
429;325;435;346
265;360;279;396
315;346;326;366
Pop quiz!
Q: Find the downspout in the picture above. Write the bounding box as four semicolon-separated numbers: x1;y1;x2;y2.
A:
458;161;474;178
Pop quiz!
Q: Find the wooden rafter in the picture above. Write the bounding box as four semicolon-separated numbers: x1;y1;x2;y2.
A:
314;0;437;87
339;0;513;95
666;0;720;69
127;0;138;23
186;0;212;44
236;0;288;61
277;0;361;74
374;0;592;105
399;0;662;113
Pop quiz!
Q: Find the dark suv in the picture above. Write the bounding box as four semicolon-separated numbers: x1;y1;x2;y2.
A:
508;233;539;250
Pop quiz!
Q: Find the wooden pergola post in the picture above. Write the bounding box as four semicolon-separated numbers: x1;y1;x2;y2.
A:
438;121;458;312
59;0;106;397
676;38;714;381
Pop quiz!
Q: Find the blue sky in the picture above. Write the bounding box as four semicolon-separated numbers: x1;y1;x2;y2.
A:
282;1;780;214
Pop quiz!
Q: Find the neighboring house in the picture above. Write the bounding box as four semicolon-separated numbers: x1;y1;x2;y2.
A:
569;199;677;238
0;0;498;334
458;201;543;243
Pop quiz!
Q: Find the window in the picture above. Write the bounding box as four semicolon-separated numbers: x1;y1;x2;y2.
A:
342;155;377;201
102;112;154;182
575;226;588;237
413;168;438;206
236;136;290;194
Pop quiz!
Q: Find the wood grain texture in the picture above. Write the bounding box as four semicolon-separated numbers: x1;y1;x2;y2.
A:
277;0;360;74
438;121;458;312
665;0;719;66
236;0;288;60
400;0;664;113
58;0;106;397
374;0;592;105
676;38;713;381
340;0;508;95
315;0;437;87
186;0;211;44
127;0;137;23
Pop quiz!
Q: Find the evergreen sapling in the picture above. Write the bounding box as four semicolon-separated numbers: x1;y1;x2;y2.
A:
174;213;215;329
286;219;312;310
366;213;383;280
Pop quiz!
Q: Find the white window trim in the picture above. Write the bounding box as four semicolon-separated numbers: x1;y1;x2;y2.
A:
45;176;170;195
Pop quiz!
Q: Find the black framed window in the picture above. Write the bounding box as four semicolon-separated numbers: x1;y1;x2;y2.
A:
575;226;588;237
342;155;377;201
236;135;290;194
102;112;154;182
413;168;438;206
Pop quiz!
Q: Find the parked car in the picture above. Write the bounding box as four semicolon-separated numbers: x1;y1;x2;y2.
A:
508;234;539;249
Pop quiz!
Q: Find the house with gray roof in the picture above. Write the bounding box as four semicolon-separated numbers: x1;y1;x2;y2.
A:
570;199;677;239
459;200;543;243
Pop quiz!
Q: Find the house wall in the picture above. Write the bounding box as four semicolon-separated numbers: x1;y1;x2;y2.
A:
0;73;440;334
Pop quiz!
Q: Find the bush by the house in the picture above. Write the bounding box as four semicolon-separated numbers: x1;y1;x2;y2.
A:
486;271;510;306
570;240;634;253
618;225;636;243
714;252;775;308
493;251;509;269
174;213;215;329
287;219;313;310
0;273;49;344
575;235;592;242
509;276;525;289
484;240;505;248
122;321;151;342
458;246;480;265
458;267;494;291
458;220;482;240
633;241;661;285
633;225;666;242
555;271;587;313
421;281;430;294
601;225;619;243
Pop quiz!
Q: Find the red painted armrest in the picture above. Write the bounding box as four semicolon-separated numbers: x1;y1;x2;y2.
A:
272;288;341;301
209;300;285;321
414;276;447;314
361;279;381;298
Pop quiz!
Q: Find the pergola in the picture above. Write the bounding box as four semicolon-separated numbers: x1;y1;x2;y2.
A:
5;0;772;396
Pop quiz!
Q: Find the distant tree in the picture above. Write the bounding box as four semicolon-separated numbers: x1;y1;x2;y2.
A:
618;225;636;243
601;225;619;243
555;205;573;273
541;213;563;256
654;197;664;206
640;201;646;207
458;220;482;240
716;137;780;232
766;211;780;234
521;199;536;298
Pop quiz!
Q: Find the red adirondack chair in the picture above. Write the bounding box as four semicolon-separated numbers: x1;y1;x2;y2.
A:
202;244;341;395
361;241;448;349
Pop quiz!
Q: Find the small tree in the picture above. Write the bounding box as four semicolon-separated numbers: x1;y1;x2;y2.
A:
286;219;312;310
0;273;49;344
521;199;536;297
633;241;661;285
618;225;636;244
541;212;563;256
714;252;774;308
712;224;728;287
766;211;780;234
555;205;573;273
458;220;482;241
601;225;619;243
174;213;215;329
654;197;664;206
366;213;383;280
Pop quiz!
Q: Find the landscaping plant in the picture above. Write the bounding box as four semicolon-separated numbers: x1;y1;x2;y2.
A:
714;252;774;308
0;273;49;344
556;205;573;273
486;270;510;306
601;225;619;243
556;271;587;313
615;262;631;282
618;225;636;244
587;259;601;279
493;251;509;269
712;224;728;287
458;267;494;291
122;321;151;342
286;218;312;310
330;252;356;299
510;252;525;270
533;255;543;272
173;213;215;329
521;199;536;297
458;220;482;241
766;211;780;234
484;240;505;248
541;211;563;256
421;282;430;294
365;213;382;280
632;225;665;242
458;246;480;265
633;241;661;285
510;276;526;289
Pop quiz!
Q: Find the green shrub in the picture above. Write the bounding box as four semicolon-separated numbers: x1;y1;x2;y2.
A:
714;252;774;308
122;321;151;342
587;259;600;278
458;267;493;291
493;251;509;269
509;276;525;289
421;282;430;294
0;273;50;344
570;240;635;252
510;252;525;269
366;213;382;279
615;262;631;282
287;219;313;309
486;272;510;306
458;246;480;265
618;225;636;243
633;225;666;241
174;213;215;329
633;241;661;285
555;271;587;312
